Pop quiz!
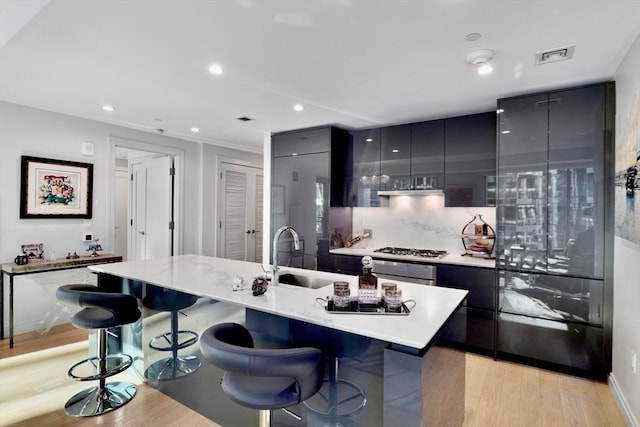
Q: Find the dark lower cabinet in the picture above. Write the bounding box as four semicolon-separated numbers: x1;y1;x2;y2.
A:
497;312;606;380
436;265;496;355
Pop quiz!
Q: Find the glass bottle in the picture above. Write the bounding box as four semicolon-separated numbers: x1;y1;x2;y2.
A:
358;256;378;305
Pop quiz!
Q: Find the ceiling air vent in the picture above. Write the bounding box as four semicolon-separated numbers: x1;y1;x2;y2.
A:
236;116;254;122
535;45;575;65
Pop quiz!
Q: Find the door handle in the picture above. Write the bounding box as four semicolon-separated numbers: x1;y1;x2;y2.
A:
246;230;251;235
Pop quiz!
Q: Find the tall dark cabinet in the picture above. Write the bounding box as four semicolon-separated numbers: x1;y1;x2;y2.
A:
496;82;615;379
271;126;350;270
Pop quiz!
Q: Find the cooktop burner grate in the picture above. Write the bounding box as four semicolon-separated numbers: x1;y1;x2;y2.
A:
373;247;448;258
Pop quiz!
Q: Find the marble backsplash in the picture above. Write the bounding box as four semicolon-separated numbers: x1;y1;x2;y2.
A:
349;195;496;254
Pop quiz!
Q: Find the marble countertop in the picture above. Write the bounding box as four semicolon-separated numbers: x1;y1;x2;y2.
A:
89;254;467;351
330;247;496;269
1;254;123;274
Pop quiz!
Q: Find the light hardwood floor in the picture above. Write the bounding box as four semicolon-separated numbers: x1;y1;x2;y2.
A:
0;325;626;427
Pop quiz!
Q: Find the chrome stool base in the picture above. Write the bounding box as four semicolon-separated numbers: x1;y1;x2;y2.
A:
64;381;137;417
303;378;367;417
145;354;201;381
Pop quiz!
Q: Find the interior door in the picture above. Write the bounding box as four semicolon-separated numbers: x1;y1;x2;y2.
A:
130;155;173;260
219;162;263;262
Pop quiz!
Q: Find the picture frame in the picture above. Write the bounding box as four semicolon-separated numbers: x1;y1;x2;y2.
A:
20;156;93;218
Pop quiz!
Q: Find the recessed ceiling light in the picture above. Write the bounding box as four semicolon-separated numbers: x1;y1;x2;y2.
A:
208;63;224;75
466;49;494;75
293;104;304;112
102;105;115;112
291;153;298;156
191;127;200;133
501;130;511;134
392;149;399;153
496;108;504;114
365;138;373;142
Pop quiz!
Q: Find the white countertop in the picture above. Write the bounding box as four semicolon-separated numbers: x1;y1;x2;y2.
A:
89;254;467;351
330;247;496;269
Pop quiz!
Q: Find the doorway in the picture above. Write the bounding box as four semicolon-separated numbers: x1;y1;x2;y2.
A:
218;161;264;262
111;139;182;261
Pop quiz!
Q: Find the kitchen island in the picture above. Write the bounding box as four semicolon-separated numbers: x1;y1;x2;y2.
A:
90;254;468;427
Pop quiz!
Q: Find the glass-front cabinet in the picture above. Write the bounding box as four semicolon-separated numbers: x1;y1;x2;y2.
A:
380;124;411;190
351;128;381;207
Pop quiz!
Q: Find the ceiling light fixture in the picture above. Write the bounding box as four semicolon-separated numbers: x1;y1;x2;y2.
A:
102;105;115;112
208;63;224;75
293;104;304;112
466;49;494;75
191;127;200;133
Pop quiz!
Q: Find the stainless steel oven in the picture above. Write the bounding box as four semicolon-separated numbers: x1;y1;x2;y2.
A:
373;259;436;286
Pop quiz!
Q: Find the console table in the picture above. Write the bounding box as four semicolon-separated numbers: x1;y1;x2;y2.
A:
0;254;122;348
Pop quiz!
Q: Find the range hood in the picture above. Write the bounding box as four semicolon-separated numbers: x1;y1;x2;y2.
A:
377;189;444;196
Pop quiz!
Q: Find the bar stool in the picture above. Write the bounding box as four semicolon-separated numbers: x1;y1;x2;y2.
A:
143;285;201;380
56;284;141;417
200;322;325;427
290;320;370;418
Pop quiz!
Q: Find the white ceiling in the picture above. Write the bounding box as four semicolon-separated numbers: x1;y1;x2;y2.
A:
1;0;639;153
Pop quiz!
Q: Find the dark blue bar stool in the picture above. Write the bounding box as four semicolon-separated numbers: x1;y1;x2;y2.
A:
56;284;141;417
142;286;201;381
200;322;325;427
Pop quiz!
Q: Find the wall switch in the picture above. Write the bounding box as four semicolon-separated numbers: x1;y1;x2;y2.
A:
83;233;93;242
632;350;637;375
364;229;372;239
83;220;92;229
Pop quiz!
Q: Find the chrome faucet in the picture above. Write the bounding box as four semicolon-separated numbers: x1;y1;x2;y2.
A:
269;226;300;285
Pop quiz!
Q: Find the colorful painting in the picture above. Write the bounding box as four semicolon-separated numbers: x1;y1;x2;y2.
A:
20;156;93;218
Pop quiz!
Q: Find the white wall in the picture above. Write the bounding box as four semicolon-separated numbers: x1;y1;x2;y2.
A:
611;32;640;427
0;101;261;335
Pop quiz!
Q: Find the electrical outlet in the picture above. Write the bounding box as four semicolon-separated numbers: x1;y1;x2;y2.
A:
83;233;93;242
363;228;372;239
632;350;637;375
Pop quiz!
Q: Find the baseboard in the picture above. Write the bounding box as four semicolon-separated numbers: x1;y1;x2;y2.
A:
609;372;639;427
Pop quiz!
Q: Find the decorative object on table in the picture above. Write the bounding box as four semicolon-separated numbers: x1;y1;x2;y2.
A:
14;253;28;265
357;256;378;306
251;277;268;296
20;156;93;219
461;213;495;258
20;243;44;260
66;252;80;259
87;238;102;257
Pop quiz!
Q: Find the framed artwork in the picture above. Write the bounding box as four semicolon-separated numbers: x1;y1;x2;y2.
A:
272;185;285;215
21;243;44;259
20;156;93;218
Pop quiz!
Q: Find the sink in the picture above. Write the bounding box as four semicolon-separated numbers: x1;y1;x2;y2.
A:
278;273;332;289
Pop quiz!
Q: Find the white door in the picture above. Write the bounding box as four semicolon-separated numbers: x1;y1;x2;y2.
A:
219;162;263;262
130;155;173;260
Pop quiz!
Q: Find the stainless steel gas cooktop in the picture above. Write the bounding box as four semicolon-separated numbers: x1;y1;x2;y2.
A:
373;247;448;258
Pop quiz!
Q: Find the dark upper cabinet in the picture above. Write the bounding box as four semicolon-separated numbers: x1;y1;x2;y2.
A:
380;124;411;190
444;112;497;207
272;127;331;157
350;128;381;207
411;120;445;190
